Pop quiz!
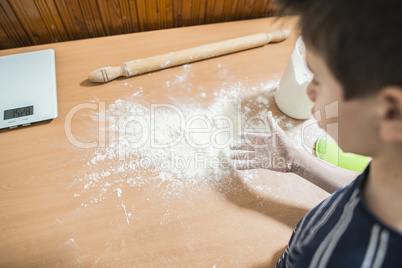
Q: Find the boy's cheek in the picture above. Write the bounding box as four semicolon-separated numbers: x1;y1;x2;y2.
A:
380;122;402;143
307;86;317;102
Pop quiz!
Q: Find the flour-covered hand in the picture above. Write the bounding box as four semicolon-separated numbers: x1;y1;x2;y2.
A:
230;111;298;173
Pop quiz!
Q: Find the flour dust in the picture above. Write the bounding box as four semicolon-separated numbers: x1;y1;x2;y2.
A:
70;79;322;207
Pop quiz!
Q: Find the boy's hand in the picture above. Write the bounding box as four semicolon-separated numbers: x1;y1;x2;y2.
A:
230;111;299;173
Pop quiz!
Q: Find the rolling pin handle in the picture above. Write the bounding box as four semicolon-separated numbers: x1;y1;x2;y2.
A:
267;29;291;43
122;63;130;77
88;66;124;82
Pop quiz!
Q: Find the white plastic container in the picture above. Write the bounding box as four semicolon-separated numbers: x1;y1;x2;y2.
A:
275;37;314;120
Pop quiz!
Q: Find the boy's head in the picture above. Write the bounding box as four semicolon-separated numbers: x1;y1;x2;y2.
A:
280;0;402;157
280;0;402;100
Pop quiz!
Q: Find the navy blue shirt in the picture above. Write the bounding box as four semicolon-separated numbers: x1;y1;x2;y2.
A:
276;165;402;268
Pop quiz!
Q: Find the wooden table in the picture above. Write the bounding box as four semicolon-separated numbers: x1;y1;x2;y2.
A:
0;17;329;267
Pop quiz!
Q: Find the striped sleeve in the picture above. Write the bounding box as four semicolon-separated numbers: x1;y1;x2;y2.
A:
275;167;402;268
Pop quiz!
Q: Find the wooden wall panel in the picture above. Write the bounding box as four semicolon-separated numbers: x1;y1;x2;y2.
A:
79;0;103;37
0;3;23;48
127;0;140;32
35;0;67;42
6;0;47;45
52;0;79;39
191;0;205;25
135;0;147;31
0;0;276;49
0;19;16;49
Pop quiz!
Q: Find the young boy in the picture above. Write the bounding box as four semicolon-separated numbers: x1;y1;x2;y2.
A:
230;0;402;266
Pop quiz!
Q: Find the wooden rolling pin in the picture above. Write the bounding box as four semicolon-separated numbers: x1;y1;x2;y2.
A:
88;29;290;83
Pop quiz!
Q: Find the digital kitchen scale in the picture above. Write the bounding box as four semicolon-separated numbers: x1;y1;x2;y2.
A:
0;49;58;129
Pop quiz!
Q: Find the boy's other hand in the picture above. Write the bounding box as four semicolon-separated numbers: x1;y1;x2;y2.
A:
230;111;299;173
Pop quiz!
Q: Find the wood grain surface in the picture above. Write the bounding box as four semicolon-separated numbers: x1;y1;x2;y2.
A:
0;17;329;267
0;0;277;49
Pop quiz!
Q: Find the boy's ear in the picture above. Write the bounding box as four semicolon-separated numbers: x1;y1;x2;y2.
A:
378;87;402;143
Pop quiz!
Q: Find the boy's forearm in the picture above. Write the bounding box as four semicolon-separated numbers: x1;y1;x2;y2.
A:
291;149;361;193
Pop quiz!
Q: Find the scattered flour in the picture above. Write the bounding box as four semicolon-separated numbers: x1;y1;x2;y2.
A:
161;60;171;68
116;188;122;198
132;89;143;97
121;202;131;224
71;79;322;207
164;65;193;88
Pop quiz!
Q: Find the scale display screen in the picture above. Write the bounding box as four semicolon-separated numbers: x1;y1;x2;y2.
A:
4;105;34;120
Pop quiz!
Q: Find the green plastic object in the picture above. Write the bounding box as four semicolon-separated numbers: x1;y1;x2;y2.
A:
315;134;370;173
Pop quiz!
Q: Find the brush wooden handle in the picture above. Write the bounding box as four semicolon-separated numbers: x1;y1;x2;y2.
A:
88;29;290;83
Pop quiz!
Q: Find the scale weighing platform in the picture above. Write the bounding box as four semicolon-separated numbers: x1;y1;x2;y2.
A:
0;49;58;129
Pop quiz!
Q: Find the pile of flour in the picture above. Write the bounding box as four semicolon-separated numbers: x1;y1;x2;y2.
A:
71;79;319;206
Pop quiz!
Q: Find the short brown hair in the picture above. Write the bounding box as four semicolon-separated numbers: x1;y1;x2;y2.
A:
279;0;402;100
